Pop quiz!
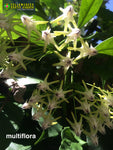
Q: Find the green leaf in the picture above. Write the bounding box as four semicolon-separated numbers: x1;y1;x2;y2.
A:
48;124;62;137
96;37;113;56
6;142;31;150
61;127;77;143
59;127;86;150
0;0;3;13
0;95;5;98
61;127;86;145
78;0;103;28
59;139;83;150
71;143;83;150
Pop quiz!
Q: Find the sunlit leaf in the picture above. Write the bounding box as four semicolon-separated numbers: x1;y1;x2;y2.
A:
6;76;42;86
0;0;3;13
96;37;113;56
78;0;103;28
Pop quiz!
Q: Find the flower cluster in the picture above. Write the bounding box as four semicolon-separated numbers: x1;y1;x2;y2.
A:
22;74;72;130
21;73;113;145
67;81;113;145
42;5;97;74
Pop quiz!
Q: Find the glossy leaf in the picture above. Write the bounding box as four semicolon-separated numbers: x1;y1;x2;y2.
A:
96;37;113;56
78;0;103;28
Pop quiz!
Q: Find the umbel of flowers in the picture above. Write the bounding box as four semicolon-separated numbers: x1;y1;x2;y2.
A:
22;75;113;146
0;4;113;146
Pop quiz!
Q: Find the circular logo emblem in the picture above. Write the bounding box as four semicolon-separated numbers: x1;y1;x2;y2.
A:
4;3;10;10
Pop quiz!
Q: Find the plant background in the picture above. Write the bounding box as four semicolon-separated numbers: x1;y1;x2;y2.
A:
0;0;113;150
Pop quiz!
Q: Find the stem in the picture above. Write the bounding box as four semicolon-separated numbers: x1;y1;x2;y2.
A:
34;130;45;146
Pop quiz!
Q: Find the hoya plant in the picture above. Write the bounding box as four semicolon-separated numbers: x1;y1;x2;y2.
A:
0;0;113;150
